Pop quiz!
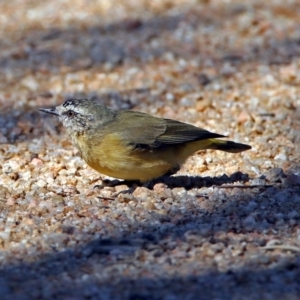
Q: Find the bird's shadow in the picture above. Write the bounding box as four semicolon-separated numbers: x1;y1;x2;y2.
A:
100;171;251;191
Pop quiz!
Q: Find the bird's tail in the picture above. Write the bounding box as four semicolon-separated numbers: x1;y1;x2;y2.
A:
207;139;251;153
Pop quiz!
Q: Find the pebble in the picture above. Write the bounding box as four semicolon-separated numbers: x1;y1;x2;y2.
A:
6;197;15;206
265;168;286;182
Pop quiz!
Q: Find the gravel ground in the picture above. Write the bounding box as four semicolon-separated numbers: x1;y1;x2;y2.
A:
0;1;300;299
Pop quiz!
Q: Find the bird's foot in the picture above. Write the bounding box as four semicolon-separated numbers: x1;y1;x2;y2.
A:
94;179;142;196
94;179;124;189
113;186;137;197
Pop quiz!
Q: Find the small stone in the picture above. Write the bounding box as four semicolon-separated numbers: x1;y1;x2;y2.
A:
0;132;8;143
30;158;44;167
242;214;256;230
6;197;15;206
51;195;64;203
153;184;173;199
265;168;286;182
237;111;251;124
250;178;266;185
117;193;135;203
283;173;300;187
60;225;75;234
274;153;287;161
196;98;211;112
28;200;37;208
265;239;282;247
275;191;289;203
287;211;300;220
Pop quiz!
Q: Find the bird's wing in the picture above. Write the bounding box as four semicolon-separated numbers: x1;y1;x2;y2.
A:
157;119;225;145
107;110;224;148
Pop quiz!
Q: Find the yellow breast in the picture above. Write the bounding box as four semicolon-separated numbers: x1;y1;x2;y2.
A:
74;132;174;181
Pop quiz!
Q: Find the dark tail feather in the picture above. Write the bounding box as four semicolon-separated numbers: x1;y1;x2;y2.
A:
208;139;251;153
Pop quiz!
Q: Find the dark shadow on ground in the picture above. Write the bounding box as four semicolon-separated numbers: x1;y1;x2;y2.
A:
0;174;299;299
1;252;299;300
1;4;300;73
101;171;251;190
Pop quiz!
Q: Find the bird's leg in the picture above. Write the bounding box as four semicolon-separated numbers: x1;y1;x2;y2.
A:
145;166;180;189
94;179;142;189
94;164;180;191
94;179;144;197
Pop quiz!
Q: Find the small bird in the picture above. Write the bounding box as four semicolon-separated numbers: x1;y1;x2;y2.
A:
40;99;251;183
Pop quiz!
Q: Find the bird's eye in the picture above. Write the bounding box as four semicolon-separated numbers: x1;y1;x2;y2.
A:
67;110;75;118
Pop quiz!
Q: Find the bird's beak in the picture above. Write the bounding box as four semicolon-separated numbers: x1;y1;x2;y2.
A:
39;107;59;116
